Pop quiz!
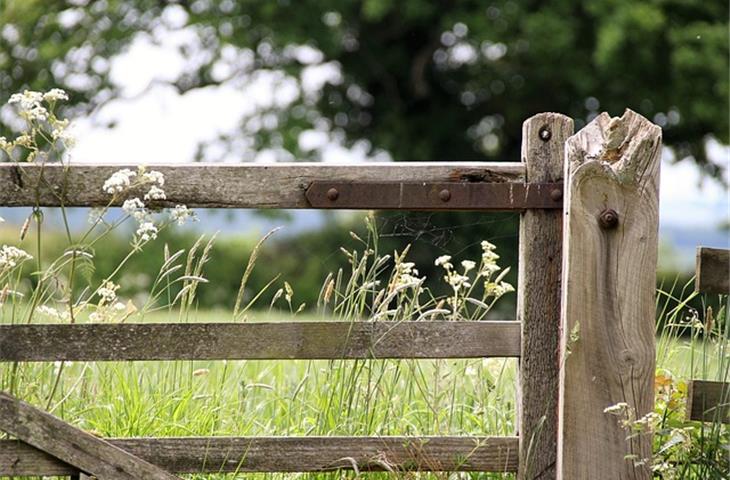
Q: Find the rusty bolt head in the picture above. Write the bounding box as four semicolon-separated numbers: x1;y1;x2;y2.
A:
539;126;551;141
439;189;451;202
598;208;619;230
550;188;563;202
326;188;339;201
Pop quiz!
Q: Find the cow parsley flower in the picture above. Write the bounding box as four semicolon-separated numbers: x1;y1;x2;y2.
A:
461;260;476;273
103;168;137;194
0;245;33;271
43;88;69;102
141;169;165;186
8;90;43;110
98;281;120;304
37;305;70;321
395;261;422;288
435;255;452;269
170;205;196;225
136;222;158;242
144;185;166;201
603;402;629;414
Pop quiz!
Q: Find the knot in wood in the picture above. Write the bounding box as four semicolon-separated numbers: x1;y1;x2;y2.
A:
598;209;619;230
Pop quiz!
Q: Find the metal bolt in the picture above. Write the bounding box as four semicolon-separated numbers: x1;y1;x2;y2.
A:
550;188;563;202
539;126;551;141
598;208;619;230
326;188;339;201
439;189;451;202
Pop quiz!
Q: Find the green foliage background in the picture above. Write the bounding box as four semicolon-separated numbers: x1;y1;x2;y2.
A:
1;0;727;171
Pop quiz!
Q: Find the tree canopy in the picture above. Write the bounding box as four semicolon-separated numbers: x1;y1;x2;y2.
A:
1;0;727;177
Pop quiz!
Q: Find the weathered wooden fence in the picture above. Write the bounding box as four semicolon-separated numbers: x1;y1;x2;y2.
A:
685;246;730;426
0;109;663;479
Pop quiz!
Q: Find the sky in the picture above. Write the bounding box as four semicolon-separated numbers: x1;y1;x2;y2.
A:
7;8;730;269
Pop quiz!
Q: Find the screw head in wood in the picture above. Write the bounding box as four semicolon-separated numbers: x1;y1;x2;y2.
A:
550;188;563;202
539;126;551;141
326;188;339;201
598;208;619;230
439;189;451;202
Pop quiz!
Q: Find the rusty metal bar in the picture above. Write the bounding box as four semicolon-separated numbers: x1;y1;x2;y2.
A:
306;182;563;211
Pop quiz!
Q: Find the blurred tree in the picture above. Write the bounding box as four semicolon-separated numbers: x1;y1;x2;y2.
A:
0;0;727;177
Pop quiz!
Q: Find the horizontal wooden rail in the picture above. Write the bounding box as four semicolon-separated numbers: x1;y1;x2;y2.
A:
0;162;525;209
0;436;518;475
686;380;730;424
695;247;730;295
0;321;521;361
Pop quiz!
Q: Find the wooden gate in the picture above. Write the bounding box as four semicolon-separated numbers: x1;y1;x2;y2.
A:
0;109;662;479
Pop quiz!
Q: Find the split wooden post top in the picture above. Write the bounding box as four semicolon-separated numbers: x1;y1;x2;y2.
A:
557;109;662;479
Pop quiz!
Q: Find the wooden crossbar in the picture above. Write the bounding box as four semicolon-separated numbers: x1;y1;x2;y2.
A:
0;436;519;475
686;380;730;424
0;321;521;361
695;247;730;295
0;392;181;479
0;162;525;209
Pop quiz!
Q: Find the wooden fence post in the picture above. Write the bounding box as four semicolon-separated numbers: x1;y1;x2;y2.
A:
557;110;661;479
518;112;573;480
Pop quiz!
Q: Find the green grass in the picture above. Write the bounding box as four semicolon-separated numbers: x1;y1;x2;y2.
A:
1;309;520;479
3;303;728;479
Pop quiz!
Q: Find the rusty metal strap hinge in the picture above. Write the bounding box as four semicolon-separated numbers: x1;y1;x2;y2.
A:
305;181;563;211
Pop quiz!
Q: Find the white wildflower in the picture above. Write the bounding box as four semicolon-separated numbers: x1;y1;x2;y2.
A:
0;245;33;270
135;222;158;242
122;197;145;214
435;255;452;268
603;402;629;414
97;281;119;304
8;90;43;110
140;169;164;186
26;105;48;122
446;273;471;289
122;198;149;222
633;411;661;432
0;137;7;151
461;260;476;273
102;168;136;194
485;281;513;297
144;185;166;201
36;305;69;321
14;134;32;148
395;260;422;288
481;240;496;251
170;205;196;225
43;88;69;102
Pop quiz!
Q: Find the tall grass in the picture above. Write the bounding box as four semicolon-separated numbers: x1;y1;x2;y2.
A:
0;89;727;479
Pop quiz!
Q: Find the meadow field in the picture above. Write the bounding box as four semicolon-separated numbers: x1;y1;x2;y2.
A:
2;284;727;479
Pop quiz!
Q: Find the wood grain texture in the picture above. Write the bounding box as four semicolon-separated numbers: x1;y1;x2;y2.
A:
695;247;730;294
686;380;730;424
0;391;181;480
0;162;525;208
0;321;521;361
517;113;574;480
0;436;519;475
557;110;661;479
